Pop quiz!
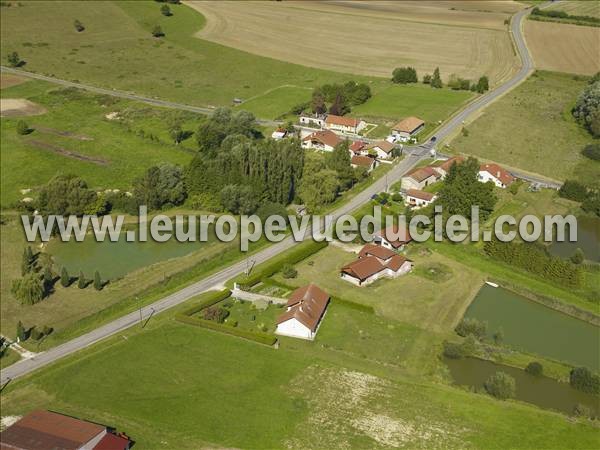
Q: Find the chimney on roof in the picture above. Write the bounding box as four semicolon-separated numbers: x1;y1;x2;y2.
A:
497;171;501;177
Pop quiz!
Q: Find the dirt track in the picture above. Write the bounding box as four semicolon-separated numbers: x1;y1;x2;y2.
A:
188;0;522;84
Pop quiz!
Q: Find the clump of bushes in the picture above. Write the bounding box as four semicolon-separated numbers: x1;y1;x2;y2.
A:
484;371;516;400
281;264;298;279
455;318;487;340
569;367;600;394
525;361;543;377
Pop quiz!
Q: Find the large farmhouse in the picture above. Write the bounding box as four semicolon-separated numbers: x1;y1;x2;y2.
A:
374;224;413;250
301;129;342;152
341;244;413;286
325;114;366;134
0;410;131;450
479;163;515;188
391;116;425;141
401;166;441;190
276;284;330;340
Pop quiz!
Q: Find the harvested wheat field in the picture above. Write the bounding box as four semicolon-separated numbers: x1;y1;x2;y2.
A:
525;20;600;75
546;0;600;19
0;74;28;89
0;98;46;117
188;0;522;85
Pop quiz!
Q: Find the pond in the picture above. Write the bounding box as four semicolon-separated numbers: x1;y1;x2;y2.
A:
549;216;600;262
465;285;600;370
445;357;599;416
46;229;211;280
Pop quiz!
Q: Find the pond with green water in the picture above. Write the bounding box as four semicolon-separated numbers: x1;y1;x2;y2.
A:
445;357;599;416
549;216;600;262
46;230;212;280
465;285;599;370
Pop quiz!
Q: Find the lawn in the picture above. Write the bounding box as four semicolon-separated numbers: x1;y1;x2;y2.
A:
449;71;600;184
0;79;195;206
215;298;284;334
235;86;312;121
353;83;474;134
1;302;598;449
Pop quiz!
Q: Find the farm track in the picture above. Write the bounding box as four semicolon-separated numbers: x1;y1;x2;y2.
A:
0;2;555;384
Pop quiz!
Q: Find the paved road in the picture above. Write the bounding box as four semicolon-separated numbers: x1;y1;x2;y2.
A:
0;3;549;384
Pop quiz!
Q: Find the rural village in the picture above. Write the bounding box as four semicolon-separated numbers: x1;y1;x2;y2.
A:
0;0;599;449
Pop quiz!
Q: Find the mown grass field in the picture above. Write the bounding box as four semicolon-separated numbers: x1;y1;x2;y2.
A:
190;0;521;85
0;1;379;111
1;291;598;449
449;71;599;184
0;78;195;207
546;1;600;19
525;21;600;75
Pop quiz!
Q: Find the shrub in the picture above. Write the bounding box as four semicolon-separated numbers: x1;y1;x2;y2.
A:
152;25;165;37
60;267;70;287
443;341;465;359
559;180;589;202
525;361;543;377
455;317;487;340
281;264;298;279
7;51;20;67
582;143;600;161
77;271;86;289
16;120;30;135
571;248;585;265
392;67;418;84
175;315;276;345
228;320;238;328
484;371;516;400
201;306;230;324
73;19;85;32
573;403;593;418
160;4;172;15
569;367;600;394
11;272;44;305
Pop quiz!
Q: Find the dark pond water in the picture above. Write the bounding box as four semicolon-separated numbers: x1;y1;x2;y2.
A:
549;216;600;262
445;357;599;416
465;285;599;370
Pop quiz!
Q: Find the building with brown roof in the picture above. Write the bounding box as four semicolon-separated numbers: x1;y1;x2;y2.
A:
391;116;425;141
374;224;413;250
367;140;395;159
478;163;515;188
431;156;464;178
275;284;330;340
405;189;437;209
349;140;368;155
341;245;412;286
350;155;378;172
301;129;342;152
401;166;441;190
0;410;130;450
325;114;366;134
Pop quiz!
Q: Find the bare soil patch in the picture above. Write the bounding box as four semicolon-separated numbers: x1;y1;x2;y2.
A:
0;74;28;89
189;1;521;85
525;21;600;75
26;140;109;165
0;98;47;117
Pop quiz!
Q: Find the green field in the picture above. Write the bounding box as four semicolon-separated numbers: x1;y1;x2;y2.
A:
235;85;312;120
353;83;474;131
449;71;599;184
0;79;195;206
0;1;380;111
546;0;600;19
1;295;597;449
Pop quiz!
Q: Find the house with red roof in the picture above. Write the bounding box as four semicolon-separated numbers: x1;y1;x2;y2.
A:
478;163;515;189
349;140;368;155
401;166;441;190
341;244;413;286
351;155;378;172
405;189;437;209
301;129;343;152
367;140;395;160
275;284;330;340
431;156;464;178
325;114;366;134
373;225;412;251
391;116;425;141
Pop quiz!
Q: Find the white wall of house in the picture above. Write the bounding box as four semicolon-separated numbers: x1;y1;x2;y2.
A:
478;171;506;188
327;121;366;135
302;140;335;152
405;195;435;209
374;238;405;252
299;116;325;127
276;318;314;340
372;147;392;159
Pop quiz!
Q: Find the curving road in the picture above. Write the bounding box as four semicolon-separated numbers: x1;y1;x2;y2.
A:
0;3;548;384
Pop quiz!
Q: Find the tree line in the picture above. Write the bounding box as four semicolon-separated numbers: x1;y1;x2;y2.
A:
392;66;489;93
291;80;371;117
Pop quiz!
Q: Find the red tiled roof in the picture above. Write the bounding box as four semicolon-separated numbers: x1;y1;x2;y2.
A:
406;189;435;201
326;114;361;128
351;155;375;167
94;433;130;450
302;129;342;148
0;410;105;450
375;225;412;248
277;284;330;331
341;256;385;281
406;166;440;183
392;116;425;134
358;243;396;261
480;163;515;186
432;156;464;172
349;140;367;153
386;254;411;271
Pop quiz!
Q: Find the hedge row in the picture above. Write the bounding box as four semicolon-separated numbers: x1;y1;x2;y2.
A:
331;297;375;314
175;315;277;346
179;289;232;317
233;240;328;288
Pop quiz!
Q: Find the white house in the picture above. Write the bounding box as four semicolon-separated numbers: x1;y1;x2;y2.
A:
405;189;436;209
401;166;441;190
349;140;368;156
341;244;413;286
271;128;287;140
325;114;366;134
276;284;330;340
478;163;515;189
301;129;342;152
367;140;395;160
299;113;326;128
373;225;412;251
391;116;425;141
351;155;378;172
